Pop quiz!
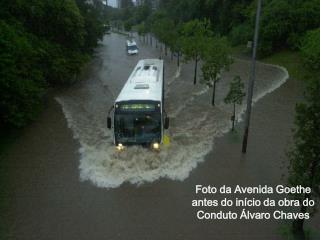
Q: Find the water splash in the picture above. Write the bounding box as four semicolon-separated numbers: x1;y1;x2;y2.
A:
56;36;289;188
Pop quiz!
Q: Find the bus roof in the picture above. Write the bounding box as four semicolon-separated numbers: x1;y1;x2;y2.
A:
115;59;164;103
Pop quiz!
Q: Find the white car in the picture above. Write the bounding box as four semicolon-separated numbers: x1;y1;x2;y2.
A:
126;40;139;55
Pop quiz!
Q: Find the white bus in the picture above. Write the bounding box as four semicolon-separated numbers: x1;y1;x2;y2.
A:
107;59;169;150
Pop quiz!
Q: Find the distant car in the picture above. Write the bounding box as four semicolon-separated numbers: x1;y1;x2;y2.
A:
104;24;111;34
126;40;139;55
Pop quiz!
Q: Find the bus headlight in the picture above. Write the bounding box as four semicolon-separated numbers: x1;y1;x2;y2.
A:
116;143;125;151
152;142;160;150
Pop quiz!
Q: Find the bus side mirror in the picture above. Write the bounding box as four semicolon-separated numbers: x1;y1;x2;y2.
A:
107;117;112;129
164;117;169;129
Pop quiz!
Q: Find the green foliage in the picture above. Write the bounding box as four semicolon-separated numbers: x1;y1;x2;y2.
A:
135;1;152;23
287;78;320;209
109;0;152;32
123;19;134;32
180;19;213;62
77;0;105;51
41;43;89;86
152;17;175;47
106;0;320;58
301;28;320;72
259;0;320;55
180;19;214;84
0;21;46;127
159;0;199;23
259;0;293;55
201;36;233;85
0;0;105;128
201;36;233;105
224;75;245;130
137;22;147;36
150;0;320;57
224;76;245;105
229;22;253;46
4;0;86;51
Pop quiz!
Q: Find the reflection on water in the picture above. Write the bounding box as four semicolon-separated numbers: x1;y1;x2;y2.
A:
56;34;288;188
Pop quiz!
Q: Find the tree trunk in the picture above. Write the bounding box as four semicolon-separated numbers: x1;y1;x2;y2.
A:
292;200;307;240
292;218;305;240
194;57;198;85
165;44;167;56
232;103;235;131
212;80;216;105
177;52;180;67
150;35;153;46
292;157;318;239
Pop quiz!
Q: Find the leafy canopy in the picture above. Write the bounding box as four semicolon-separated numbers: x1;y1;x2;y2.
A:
180;19;213;61
0;21;45;127
201;36;233;85
224;76;246;105
301;28;320;72
288;78;320;208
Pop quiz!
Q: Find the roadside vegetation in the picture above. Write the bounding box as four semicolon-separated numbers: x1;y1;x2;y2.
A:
224;76;246;131
0;0;111;152
286;28;320;238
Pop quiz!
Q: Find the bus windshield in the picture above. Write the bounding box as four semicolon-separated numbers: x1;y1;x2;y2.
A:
115;112;161;143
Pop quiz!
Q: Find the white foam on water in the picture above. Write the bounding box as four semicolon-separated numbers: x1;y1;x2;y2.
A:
168;66;181;86
56;59;289;189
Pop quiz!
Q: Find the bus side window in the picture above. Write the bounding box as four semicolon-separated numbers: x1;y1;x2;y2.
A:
107;117;112;129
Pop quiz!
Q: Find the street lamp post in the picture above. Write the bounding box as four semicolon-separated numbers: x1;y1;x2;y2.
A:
242;0;262;153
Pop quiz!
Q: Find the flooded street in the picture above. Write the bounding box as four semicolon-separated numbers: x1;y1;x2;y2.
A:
1;33;319;239
56;33;288;188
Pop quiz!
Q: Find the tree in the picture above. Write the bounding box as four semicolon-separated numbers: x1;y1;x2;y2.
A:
159;0;199;23
201;36;233;105
0;21;46;127
76;0;105;52
287;78;320;238
152;17;179;57
169;23;182;67
180;19;213;84
0;0;105;127
135;0;152;23
137;22;147;42
301;28;320;72
224;76;246;131
7;0;86;51
259;0;320;55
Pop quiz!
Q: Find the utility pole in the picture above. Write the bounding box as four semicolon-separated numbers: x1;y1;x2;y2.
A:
242;0;262;153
